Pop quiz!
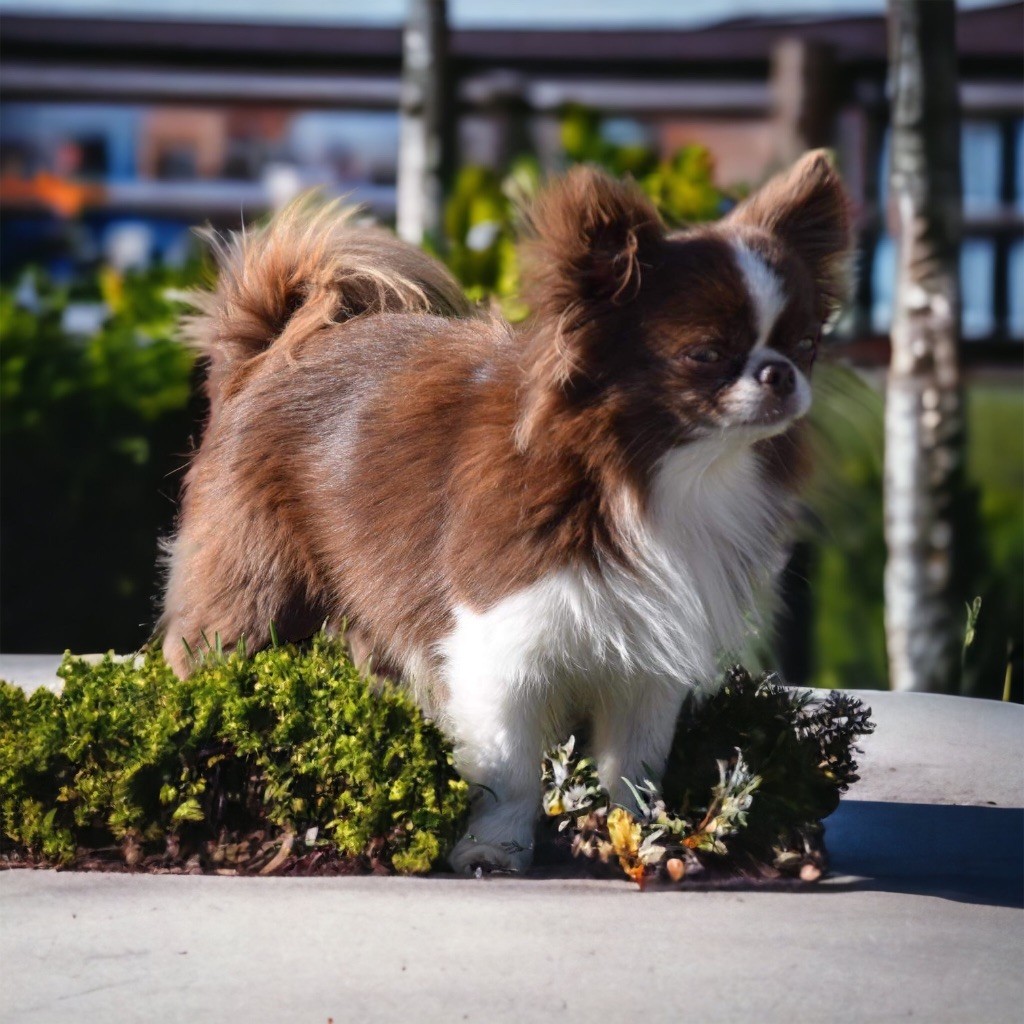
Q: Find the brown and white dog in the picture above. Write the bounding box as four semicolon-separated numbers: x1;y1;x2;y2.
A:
160;152;851;872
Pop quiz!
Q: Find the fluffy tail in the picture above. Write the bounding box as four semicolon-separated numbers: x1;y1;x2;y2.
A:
184;195;472;393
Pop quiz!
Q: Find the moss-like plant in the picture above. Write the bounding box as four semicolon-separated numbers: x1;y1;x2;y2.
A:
0;636;468;875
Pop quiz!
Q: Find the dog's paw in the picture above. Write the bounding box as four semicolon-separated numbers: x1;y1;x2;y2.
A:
449;833;534;875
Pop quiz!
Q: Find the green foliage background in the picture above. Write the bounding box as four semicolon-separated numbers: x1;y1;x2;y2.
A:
1;108;1020;696
1;264;200;652
802;369;1022;698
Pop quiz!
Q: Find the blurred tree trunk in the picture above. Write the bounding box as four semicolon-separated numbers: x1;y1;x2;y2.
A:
397;0;451;246
884;0;965;693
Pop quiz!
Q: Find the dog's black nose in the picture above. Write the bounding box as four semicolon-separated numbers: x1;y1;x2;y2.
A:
756;360;796;396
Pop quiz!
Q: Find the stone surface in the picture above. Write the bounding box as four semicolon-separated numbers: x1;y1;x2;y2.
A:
1;655;1021;1023
2;872;1021;1024
0;653;64;694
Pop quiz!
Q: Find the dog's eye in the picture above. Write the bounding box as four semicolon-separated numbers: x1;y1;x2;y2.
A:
687;346;722;364
795;336;817;355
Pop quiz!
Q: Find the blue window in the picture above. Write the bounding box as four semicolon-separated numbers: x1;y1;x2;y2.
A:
961;120;1002;214
1008;239;1024;339
961;239;996;339
870;236;999;339
870;235;896;335
1015;120;1024;213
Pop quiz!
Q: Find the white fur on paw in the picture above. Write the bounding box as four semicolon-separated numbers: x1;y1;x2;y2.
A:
449;834;534;874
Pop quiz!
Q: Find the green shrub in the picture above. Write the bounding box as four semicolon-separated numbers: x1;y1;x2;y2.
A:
0;636;469;874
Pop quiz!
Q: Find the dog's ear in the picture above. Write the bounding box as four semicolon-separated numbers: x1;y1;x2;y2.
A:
727;150;852;319
520;164;663;317
516;167;663;447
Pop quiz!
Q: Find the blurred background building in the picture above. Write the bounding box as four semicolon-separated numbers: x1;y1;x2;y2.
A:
2;0;1022;352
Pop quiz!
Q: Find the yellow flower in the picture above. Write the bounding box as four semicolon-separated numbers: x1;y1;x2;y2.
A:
607;807;641;858
608;806;649;884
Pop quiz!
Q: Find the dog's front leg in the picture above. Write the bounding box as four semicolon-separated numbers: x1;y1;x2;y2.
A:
444;671;544;874
592;678;685;812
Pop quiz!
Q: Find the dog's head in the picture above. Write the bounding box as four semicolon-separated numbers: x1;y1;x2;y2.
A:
517;152;852;461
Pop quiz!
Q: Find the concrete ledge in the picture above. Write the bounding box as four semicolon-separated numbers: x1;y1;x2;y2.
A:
0;653;65;694
1;654;1022;1023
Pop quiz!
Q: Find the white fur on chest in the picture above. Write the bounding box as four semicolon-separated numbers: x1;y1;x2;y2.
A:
441;440;787;704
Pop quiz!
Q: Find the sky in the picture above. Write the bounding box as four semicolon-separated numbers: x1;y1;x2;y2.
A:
0;0;1009;28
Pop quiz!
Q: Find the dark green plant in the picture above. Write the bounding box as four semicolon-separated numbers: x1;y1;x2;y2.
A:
0;636;469;874
543;666;875;886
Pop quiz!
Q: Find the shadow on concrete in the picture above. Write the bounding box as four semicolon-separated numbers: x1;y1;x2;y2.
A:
825;800;1024;908
437;802;1023;906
